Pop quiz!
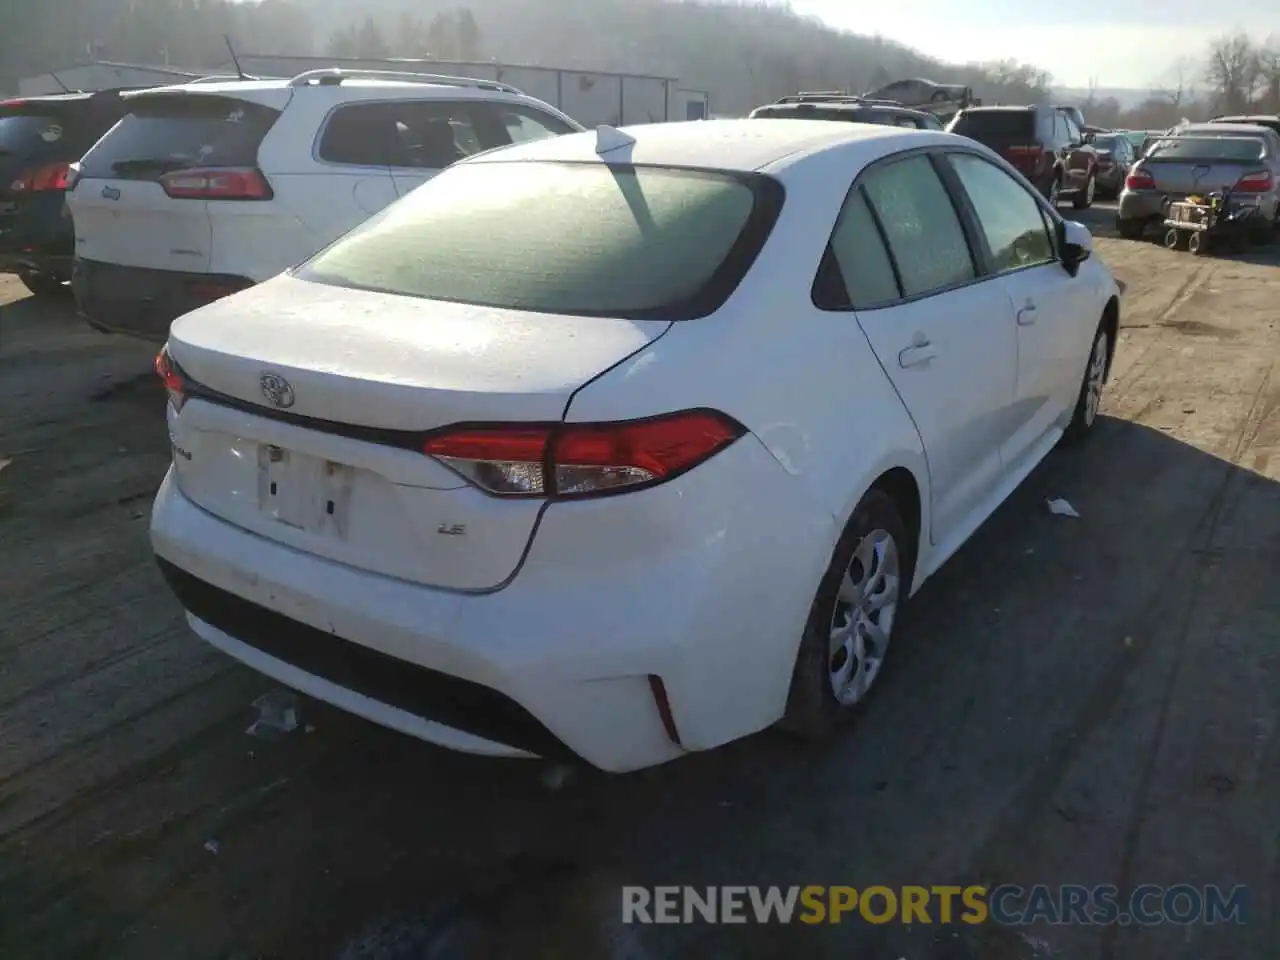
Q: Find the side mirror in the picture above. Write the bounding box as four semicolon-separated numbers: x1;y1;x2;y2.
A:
1057;219;1093;275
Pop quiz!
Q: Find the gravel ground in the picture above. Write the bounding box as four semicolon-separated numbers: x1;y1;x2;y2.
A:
0;206;1276;959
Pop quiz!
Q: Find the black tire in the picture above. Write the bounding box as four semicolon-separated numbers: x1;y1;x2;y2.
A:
1118;218;1145;240
779;489;914;740
1188;231;1205;255
1164;228;1181;250
1072;172;1096;210
1064;322;1110;445
17;268;67;298
1248;214;1276;246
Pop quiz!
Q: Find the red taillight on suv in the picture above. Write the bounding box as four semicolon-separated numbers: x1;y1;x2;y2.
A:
159;167;273;200
1125;170;1155;190
422;410;747;499
154;346;186;411
1235;170;1274;193
11;161;72;193
1004;145;1042;155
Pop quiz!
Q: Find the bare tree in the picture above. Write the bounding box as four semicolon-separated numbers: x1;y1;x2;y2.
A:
1204;33;1260;113
1154;56;1195;109
1256;37;1280;112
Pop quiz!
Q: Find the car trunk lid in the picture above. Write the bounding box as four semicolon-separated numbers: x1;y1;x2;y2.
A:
66;91;281;273
1139;135;1270;195
949;110;1042;175
164;274;672;591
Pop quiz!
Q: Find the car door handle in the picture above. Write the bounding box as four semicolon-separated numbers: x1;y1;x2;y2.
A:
898;340;937;368
1017;303;1037;326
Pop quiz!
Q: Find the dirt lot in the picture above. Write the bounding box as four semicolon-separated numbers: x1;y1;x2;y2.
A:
1;205;1277;960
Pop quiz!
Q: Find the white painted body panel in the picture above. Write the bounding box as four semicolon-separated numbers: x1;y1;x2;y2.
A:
153;119;1120;771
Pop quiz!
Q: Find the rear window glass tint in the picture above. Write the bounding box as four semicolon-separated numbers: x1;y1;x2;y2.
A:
822;188;900;308
1146;136;1265;161
296;161;782;320
950;111;1035;139
78;96;280;179
0;115;65;155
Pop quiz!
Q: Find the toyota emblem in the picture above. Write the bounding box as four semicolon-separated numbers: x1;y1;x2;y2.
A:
259;372;295;409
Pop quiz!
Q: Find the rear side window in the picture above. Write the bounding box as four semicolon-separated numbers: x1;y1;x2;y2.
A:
859;154;975;298
296;161;783;320
816;188;900;309
78;95;280;179
950;110;1035;141
318;101;536;169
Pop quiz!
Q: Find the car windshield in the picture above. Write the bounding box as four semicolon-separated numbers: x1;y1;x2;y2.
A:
1146;136;1266;161
948;111;1034;139
296;161;782;320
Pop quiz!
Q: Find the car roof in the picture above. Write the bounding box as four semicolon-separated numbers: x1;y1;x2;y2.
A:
1178;123;1270;135
464;118;936;173
960;105;1036;113
1213;115;1280;122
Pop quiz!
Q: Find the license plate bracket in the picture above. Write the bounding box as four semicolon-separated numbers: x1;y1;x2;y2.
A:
257;445;352;535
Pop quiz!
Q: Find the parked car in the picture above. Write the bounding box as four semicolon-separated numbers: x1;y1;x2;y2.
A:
1089;132;1136;198
1116;124;1280;241
0;89;134;297
749;95;943;129
65;68;583;342
150;119;1120;773
864;78;973;107
947;105;1099;209
1209;114;1280;137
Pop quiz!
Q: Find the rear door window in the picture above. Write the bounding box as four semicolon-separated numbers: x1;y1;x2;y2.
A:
491;104;578;144
319;101;524;170
816;187;901;310
859;154;975;298
78;95;280;180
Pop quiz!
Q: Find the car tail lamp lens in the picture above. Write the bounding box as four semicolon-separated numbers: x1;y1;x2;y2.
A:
1005;145;1041;154
159;167;273;200
1125;170;1155;190
154;346;186;411
1235;170;1273;193
422;410;747;499
11;161;72;192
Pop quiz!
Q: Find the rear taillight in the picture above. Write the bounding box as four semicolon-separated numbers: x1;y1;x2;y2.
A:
422;409;747;499
154;346;186;411
1004;145;1041;155
1125;170;1155;190
159;167;273;200
1235;170;1273;193
10;161;72;193
65;161;82;191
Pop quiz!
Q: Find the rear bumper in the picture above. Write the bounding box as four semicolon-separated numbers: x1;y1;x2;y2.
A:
0;197;74;276
1117;189;1169;223
150;430;837;772
72;258;254;342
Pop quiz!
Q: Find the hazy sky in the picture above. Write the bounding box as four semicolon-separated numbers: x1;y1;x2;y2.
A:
792;0;1280;89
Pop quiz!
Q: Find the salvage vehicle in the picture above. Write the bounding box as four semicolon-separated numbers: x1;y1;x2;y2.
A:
150;119;1120;772
1116;125;1280;241
0;90;133;297
947;105;1099;209
66;68;582;341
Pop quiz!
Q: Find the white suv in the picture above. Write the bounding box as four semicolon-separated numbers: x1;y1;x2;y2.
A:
66;69;582;341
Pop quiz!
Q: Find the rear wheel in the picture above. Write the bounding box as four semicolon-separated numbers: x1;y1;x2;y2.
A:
1164;227;1183;250
1064;323;1110;444
1047;176;1063;208
779;489;912;740
1118;218;1145;240
17;268;67;299
1072;172;1096;210
1188;231;1205;255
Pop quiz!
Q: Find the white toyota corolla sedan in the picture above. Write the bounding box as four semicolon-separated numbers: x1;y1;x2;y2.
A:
150;119;1120;773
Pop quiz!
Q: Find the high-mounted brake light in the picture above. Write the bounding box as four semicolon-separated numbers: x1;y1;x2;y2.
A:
1125;170;1155;190
422;410;747;499
1234;170;1273;193
159;167;273;200
154;346;186;411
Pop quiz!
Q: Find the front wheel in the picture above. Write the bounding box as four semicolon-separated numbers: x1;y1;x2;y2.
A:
1072;172;1096;210
17;268;68;299
779;489;912;740
1064;323;1110;445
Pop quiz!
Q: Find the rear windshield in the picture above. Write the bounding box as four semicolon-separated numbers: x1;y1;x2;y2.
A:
1146;136;1266;161
78;95;280;180
296;161;783;320
0;115;67;157
1092;135;1119;151
948;110;1034;139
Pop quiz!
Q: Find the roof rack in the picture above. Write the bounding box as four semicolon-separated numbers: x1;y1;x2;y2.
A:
187;74;267;84
774;93;907;107
287;67;525;95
